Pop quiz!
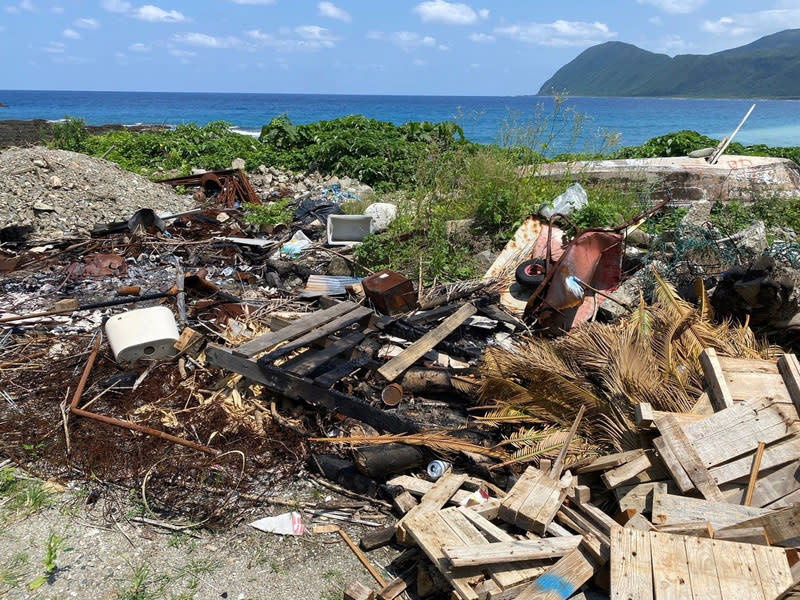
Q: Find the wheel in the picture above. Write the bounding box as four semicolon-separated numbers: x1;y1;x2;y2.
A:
515;259;547;288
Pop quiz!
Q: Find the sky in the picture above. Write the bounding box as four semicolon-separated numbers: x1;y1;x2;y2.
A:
1;0;799;95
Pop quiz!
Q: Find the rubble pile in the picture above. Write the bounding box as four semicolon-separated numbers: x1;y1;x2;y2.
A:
0;148;194;240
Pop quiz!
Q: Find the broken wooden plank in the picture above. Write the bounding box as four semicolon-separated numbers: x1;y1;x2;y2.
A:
744;442;767;507
623;512;654;532
576;449;645;474
708;434;800;486
556;504;611;564
651;489;771;530
397;472;468;545
682;536;722;600
601;451;656;489
233;301;359;357
403;510;481;600
498;467;569;535
378;303;477;382
513;547;596;600
751;542;795;598
679;396;800;469
206;344;417;434
344;581;375;600
722;460;800;508
713;527;770;545
444;537;581;568
610;526;653;600
615;482;670;514
259;306;373;362
653;413;725;502
284;331;365;376
652;436;694;493
700;348;735;411
779;354;800;413
386;475;474;506
550;405;585;479
711;538;766;600
455;506;548;590
650;531;693;600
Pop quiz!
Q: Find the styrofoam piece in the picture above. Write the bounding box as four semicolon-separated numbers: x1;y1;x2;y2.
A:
364;202;397;232
104;306;180;363
327;214;374;245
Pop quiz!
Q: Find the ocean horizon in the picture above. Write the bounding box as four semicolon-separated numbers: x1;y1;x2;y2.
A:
1;89;798;153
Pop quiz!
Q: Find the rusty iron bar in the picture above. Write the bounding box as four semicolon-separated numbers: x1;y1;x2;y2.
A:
69;334;218;456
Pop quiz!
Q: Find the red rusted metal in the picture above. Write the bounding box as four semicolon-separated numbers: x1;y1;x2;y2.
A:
159;169;261;208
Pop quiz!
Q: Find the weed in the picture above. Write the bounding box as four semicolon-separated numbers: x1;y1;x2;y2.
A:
167;531;197;553
0;552;28;590
28;531;68;590
116;562;155;600
243;198;295;228
0;468;54;523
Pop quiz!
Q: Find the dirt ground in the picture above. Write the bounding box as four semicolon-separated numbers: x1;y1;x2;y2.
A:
0;468;400;600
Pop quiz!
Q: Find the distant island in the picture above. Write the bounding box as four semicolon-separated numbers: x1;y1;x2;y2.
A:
538;29;800;99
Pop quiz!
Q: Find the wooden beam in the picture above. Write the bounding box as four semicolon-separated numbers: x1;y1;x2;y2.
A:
651;489;770;530
653;413;725;502
233;301;358;357
744;442;766;507
550;405;585;479
205;344;418;434
718;504;800;546
513;548;596;600
779;354;800;413
443;537;582;568
377;303;477;382
700;348;735;411
397;472;467;545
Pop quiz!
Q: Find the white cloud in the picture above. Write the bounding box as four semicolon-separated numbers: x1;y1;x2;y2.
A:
412;0;487;25
62;28;80;39
135;5;187;22
74;18;99;29
469;32;494;43
649;16;662;25
367;30;437;50
169;48;196;57
318;1;350;23
438;43;448;50
4;0;34;14
470;63;479;69
636;0;704;14
228;0;274;3
295;25;338;47
413;58;426;66
129;42;151;52
494;20;616;47
102;0;131;13
702;9;800;37
51;6;63;14
173;32;240;48
102;1;187;22
42;41;65;53
245;26;339;52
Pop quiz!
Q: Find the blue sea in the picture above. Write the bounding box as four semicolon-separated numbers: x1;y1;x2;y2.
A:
1;90;798;153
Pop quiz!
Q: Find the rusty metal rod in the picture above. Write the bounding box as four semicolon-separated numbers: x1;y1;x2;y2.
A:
69;334;218;456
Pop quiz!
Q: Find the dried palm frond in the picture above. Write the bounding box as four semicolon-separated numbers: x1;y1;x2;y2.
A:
478;270;769;453
490;426;596;469
308;430;508;461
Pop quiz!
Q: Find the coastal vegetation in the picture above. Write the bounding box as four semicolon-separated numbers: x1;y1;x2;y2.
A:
538;29;800;98
46;110;800;283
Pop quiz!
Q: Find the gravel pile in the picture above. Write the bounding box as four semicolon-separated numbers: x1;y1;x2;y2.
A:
0;147;194;241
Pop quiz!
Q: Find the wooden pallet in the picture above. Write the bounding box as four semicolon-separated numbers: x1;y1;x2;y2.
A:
610;526;793;600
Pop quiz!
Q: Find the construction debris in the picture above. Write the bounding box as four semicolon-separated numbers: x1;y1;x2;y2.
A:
3;146;800;599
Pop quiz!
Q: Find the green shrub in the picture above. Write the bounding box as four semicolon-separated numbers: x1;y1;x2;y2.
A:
243;199;295;228
50;116;88;152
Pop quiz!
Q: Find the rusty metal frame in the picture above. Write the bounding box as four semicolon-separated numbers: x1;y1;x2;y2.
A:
69;334;218;456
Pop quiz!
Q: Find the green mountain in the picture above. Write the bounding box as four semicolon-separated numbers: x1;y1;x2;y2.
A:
538;29;800;98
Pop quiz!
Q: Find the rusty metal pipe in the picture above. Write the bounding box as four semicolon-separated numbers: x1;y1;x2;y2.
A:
69;334;218;456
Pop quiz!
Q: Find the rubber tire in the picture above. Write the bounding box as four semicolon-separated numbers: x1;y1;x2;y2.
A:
515;259;547;288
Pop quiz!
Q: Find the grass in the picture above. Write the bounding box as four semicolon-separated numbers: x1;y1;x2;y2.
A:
116;556;221;600
0;467;54;527
0;552;28;591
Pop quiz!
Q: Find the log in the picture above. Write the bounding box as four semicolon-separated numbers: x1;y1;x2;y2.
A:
354;444;426;479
